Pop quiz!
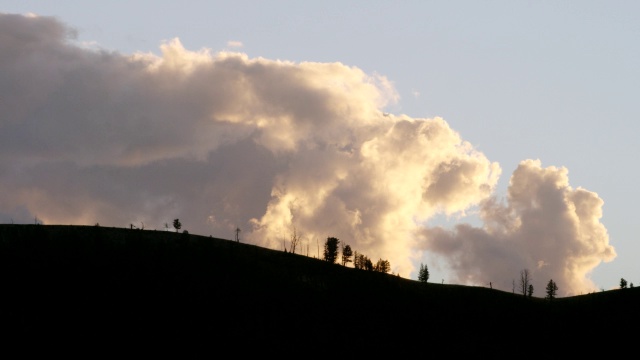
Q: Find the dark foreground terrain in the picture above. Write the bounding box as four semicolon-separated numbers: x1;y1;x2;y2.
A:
0;224;637;353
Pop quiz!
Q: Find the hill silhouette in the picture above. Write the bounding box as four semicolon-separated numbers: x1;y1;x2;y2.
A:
0;224;637;353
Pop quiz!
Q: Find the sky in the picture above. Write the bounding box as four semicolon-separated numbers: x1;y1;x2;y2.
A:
1;1;638;297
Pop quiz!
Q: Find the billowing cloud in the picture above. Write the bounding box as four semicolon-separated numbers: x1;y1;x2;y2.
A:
0;14;615;295
420;159;616;296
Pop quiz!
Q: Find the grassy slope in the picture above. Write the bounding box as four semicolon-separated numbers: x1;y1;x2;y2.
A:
0;224;637;351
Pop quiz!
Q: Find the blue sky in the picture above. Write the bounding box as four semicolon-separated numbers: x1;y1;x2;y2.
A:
1;1;638;295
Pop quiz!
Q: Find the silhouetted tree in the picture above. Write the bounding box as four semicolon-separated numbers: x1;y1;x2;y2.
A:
374;259;390;273
352;251;377;271
418;263;429;283
519;269;532;296
631;282;634;288
545;279;558;300
323;237;340;264
353;251;361;268
620;278;628;289
341;244;353;266
527;284;534;298
353;252;373;270
173;219;182;233
363;257;373;271
289;226;300;253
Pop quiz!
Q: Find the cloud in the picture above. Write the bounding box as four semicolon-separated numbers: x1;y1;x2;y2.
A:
420;159;616;296
0;14;615;296
226;40;243;48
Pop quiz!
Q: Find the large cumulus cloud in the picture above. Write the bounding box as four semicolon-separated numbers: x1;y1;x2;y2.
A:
0;13;615;295
421;159;616;296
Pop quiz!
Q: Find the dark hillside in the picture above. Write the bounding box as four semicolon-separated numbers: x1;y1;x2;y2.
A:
0;225;637;352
